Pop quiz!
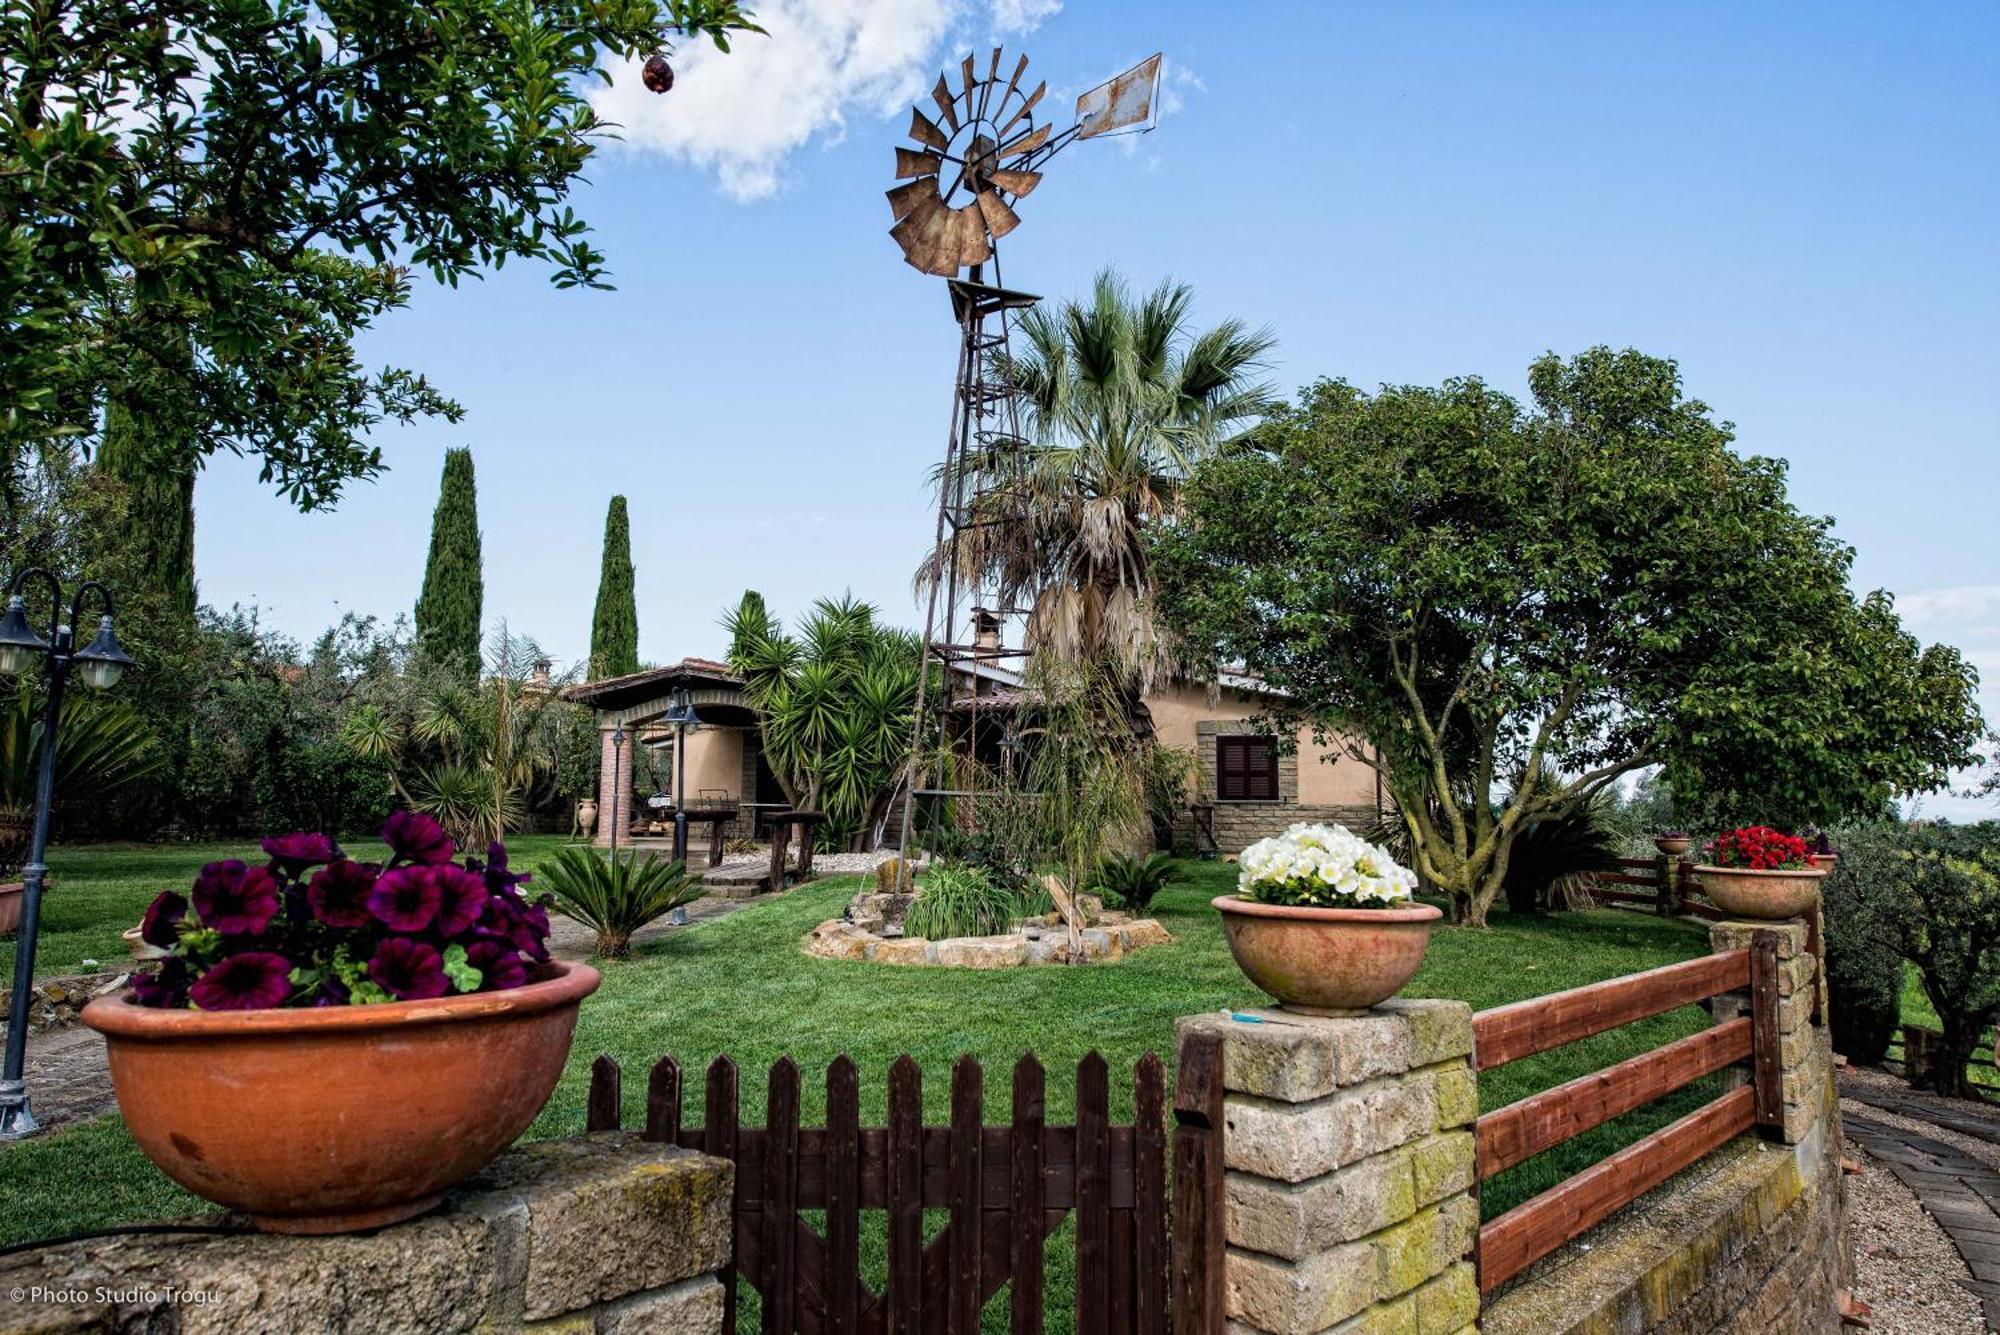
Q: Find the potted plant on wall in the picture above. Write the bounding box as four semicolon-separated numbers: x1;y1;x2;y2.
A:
83;811;598;1234
1214;822;1440;1013
1652;829;1693;857
1692;825;1826;920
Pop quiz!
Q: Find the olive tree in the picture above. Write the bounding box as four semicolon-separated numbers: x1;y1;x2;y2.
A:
1153;347;1982;926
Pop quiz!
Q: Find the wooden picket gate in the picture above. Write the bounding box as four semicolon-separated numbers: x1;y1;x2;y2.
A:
583;1032;1227;1334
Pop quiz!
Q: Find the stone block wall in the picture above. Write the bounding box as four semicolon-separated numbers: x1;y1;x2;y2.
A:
0;1134;732;1334
1176;998;1480;1335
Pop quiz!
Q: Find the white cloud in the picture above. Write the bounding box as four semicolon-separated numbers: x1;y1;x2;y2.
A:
1897;583;2000;629
593;0;1061;202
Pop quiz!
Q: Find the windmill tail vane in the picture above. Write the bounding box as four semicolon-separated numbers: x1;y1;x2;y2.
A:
886;49;1163;277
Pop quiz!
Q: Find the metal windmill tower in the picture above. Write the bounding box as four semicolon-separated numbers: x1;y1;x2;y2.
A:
888;49;1164;853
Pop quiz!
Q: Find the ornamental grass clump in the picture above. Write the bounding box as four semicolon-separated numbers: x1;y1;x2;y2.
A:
1704;825;1815;870
904;864;1021;940
1237;822;1419;909
132;810;552;1010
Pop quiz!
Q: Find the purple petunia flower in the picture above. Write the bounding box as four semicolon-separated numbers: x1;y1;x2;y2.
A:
479;841;532;894
479;890;552;961
131;958;191;1008
432;866;491;938
382;811;455;866
189;952;294;1011
369;937;449;1000
465;939;529;992
307;860;378;929
190;861;282;937
367;866;442;932
260;831;339;874
139;890;188;949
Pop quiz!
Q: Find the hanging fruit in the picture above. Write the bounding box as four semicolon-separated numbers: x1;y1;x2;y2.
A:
642;55;674;94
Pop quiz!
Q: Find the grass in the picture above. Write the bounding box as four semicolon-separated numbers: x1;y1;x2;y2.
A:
0;849;1724;1328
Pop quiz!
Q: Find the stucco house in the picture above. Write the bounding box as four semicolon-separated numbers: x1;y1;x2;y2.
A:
564;639;1386;856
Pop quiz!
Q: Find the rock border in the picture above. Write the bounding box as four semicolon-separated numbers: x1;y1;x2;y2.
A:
803;916;1172;968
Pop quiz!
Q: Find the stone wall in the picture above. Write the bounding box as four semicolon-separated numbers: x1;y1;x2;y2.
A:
1205;802;1384;856
1176;998;1481;1335
1484;914;1851;1334
0;1134;732;1334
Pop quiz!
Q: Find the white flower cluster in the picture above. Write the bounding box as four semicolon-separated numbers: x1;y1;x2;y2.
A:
1237;823;1419;909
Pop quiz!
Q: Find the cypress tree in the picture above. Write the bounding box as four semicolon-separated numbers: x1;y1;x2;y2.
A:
97;395;197;624
589;495;640;678
414;448;484;677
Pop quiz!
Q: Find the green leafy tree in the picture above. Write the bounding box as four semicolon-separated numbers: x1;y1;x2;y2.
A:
1154;348;1984;926
917;270;1274;721
1871;822;2000;1097
724;593;922;850
414;448;484;678
590;496;640;678
1;0;761;510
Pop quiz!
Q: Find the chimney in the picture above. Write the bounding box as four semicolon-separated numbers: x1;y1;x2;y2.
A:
972;608;1002;656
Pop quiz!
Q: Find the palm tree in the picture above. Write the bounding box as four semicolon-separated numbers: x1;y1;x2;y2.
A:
918;269;1276;715
724;593;923;850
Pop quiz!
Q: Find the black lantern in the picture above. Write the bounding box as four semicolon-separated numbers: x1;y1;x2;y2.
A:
0;571;133;1140
661;689;699;864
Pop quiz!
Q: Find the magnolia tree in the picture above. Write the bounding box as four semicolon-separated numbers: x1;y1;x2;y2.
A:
1153;348;1983;927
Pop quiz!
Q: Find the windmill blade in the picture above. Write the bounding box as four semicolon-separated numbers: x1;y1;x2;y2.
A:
891;192;957;275
997;121;1052;161
998;80;1046;137
974;189;1021;241
1001;52;1028;103
987;168;1043;199
950;203;992;267
895;147;942;179
961;53;977;100
931;75;960;132
886;177;938;223
976;47;1002;121
907;107;948;151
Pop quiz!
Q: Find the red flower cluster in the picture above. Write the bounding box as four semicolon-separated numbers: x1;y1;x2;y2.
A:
1705;826;1815;872
132;813;553;1012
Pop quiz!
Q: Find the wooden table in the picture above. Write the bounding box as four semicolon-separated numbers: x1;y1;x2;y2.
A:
677;807;740;867
765;810;829;893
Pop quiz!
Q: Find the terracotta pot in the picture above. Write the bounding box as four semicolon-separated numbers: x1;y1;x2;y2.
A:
0;881;20;935
1652;836;1692;857
1692;865;1825;920
1214;896;1442;1014
83;960;600;1234
576;798;598;838
121;924;168;963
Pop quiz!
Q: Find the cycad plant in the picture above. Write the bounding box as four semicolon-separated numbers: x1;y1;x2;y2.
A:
916;270;1274;716
724;592;924;850
1090;851;1179;914
536;845;701;959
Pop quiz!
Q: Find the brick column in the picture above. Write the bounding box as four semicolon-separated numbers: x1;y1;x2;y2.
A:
595;725;633;848
1709;918;1832;1145
1175;999;1480;1335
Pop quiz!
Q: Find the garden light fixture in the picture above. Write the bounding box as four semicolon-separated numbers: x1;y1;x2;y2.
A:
0;569;133;1140
662;689;699;864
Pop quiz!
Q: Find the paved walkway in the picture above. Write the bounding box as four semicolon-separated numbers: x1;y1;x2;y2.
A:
1844;1081;2000;1330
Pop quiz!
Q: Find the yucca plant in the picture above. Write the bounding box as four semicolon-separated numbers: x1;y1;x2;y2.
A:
903;864;1021;941
1091;851;1179;914
0;689;166;874
535;845;702;959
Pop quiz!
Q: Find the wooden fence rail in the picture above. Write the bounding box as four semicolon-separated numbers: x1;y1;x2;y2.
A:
1588;855;1724;920
1469;935;1782;1294
582;1034;1228;1335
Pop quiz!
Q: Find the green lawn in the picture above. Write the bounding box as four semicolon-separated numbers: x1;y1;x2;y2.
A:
0;848;1720;1277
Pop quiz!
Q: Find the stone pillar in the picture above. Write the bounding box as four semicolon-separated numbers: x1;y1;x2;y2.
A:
596;722;633;848
1709;918;1832;1145
1175;999;1480;1335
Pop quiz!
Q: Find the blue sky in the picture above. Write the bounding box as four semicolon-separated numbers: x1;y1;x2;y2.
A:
193;1;1999;810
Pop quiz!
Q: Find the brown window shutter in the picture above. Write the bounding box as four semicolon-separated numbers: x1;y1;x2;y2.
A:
1217;736;1279;801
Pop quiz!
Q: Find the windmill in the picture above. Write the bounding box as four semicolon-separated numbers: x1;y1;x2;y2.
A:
888;49;1164;856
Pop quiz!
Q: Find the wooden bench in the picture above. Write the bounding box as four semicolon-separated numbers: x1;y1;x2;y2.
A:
765;810;829;893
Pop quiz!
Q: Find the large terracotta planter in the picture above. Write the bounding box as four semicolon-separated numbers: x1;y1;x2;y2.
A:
83;960;600;1234
1691;865;1825;920
1214;896;1442;1014
0;881;20;935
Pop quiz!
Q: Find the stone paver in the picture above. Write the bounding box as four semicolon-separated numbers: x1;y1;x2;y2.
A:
1845;1106;2000;1330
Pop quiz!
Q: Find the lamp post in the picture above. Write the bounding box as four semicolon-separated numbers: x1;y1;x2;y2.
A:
0;569;134;1140
660;689;700;865
608;724;627;857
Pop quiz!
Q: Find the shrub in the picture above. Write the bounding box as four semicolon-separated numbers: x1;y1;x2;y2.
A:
1820;825;1903;1067
132;812;552;1009
536;845;701;959
1500;789;1625;914
1091;852;1179;913
903;864;1019;940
